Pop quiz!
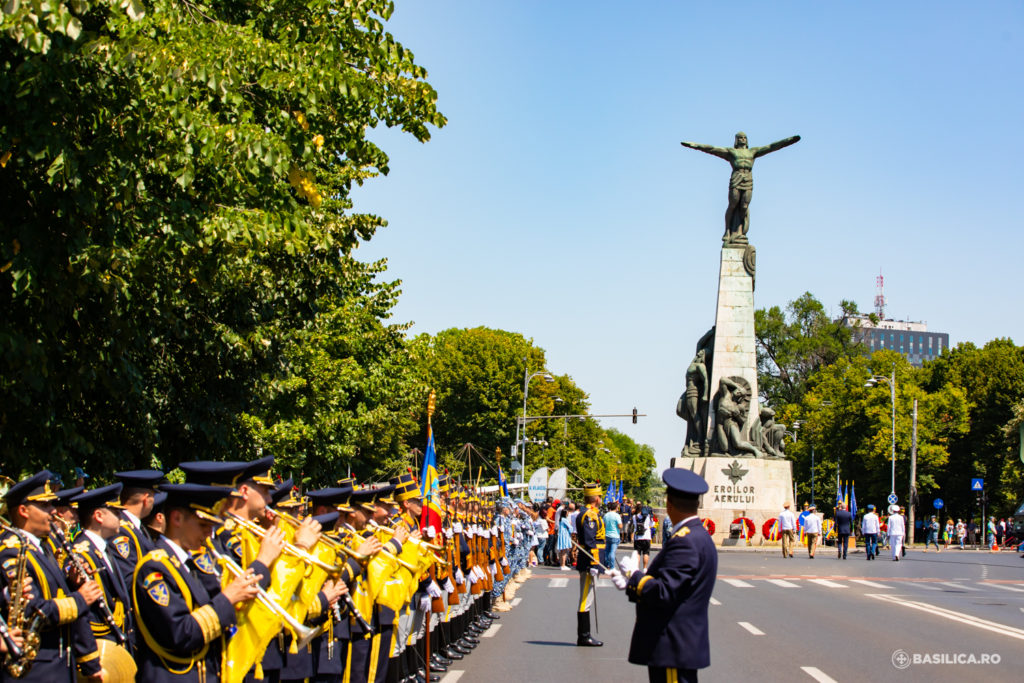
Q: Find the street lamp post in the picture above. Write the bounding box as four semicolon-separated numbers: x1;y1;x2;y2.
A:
515;365;554;478
866;365;897;500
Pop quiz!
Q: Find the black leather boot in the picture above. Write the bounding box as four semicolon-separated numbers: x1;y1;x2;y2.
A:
576;611;603;647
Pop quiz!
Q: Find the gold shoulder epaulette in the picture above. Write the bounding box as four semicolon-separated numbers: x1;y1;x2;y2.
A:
673;527;691;539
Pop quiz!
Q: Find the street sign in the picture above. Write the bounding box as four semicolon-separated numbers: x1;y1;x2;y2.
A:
933;498;944;509
971;478;984;491
887;493;898;505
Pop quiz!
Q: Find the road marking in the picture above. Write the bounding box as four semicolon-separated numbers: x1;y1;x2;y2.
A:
848;579;887;588
548;578;569;588
939;581;979;591
596;579;612;588
510;598;521;607
722;578;754;588
808;579;846;588
765;579;800;588
801;666;838;683
904;582;941;590
986;583;1024;593
482;624;501;638
710;597;722;606
867;593;1024;641
737;621;764;635
440;671;464;683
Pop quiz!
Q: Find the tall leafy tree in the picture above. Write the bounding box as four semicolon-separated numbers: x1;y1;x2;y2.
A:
1;1;444;480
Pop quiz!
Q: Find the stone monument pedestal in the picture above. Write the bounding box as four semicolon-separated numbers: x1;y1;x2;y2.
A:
671;455;793;545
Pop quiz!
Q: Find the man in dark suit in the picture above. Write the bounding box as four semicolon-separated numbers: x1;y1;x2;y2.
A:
834;502;853;560
609;468;717;683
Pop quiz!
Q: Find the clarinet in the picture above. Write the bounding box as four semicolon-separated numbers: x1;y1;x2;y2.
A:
52;524;127;645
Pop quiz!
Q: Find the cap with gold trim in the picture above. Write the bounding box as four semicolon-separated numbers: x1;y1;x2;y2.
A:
307;486;354;513
438;474;450;493
270;478;294;506
4;470;59;507
390;473;420;503
71;483;124;516
157;483;234;517
114;470;165;491
54;486;85;506
583;482;603;498
180;455;275;488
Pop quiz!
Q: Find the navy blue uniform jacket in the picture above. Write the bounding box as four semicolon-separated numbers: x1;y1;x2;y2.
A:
624;516;717;670
834;510;853;535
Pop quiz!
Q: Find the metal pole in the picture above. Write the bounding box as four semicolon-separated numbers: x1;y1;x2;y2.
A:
810;446;815;506
909;399;918;544
518;361;529;480
890;366;896;497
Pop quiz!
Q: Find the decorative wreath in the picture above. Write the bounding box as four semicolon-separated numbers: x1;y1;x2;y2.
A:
732;517;755;538
762;517;779;541
701;518;716;535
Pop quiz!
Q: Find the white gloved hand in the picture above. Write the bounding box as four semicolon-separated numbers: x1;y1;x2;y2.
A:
500;557;510;568
425;526;437;539
489;563;497;577
453;522;463;534
482;529;491;539
619;550;640;575
444;578;455;593
444;527;453;539
426;580;442;598
468;570;478;585
607;569;628;590
491;526;498;535
465;527;474;538
589;567;600;578
455;568;465;585
418;596;432;613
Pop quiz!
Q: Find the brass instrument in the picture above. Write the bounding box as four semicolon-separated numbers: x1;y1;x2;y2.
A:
204;540;322;650
215;512;353;576
271;509;370;562
2;524;42;678
367;520;449;566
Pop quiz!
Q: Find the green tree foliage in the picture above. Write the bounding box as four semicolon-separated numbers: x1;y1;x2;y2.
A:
1;0;443;481
412;327;656;497
755;293;865;405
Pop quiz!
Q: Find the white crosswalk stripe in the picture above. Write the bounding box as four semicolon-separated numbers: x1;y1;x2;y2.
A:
737;621;765;635
802;666;839;683
548;578;569;588
987;582;1024;593
710;597;722;606
808;578;846;588
848;579;887;588
765;578;800;588
938;581;979;591
722;578;754;588
440;671;464;683
596;579;613;588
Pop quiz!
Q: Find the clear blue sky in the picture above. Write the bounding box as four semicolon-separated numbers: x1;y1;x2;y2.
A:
352;1;1024;472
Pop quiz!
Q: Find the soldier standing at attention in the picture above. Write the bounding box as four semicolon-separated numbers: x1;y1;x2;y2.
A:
574;483;604;647
609;469;717;683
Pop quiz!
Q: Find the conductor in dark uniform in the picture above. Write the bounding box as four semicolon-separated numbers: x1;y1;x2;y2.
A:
609;468;717;683
574;482;604;647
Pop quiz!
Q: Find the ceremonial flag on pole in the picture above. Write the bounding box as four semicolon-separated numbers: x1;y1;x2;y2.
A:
849;481;857;519
617;480;624;505
835;480;844;510
605;480;615;504
419;393;443;537
498;463;509;497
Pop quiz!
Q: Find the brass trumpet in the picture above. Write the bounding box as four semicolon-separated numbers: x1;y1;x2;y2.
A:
366;521;449;566
221;512;354;576
270;508;370;563
204;541;322;650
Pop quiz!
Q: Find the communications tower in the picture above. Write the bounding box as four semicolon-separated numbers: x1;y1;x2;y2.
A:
874;270;886;319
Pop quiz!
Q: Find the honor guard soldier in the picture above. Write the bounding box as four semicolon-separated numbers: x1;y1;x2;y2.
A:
0;470;104;682
66;485;138;677
574;482;604;647
609;468;717;683
108;469;165;589
132;483;262;683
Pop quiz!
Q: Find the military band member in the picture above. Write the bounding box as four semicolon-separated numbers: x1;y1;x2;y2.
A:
108;469;164;589
609;469;717;683
141;491;169;545
0;471;104;683
67;484;137;658
132;483;262;683
574;482;604;647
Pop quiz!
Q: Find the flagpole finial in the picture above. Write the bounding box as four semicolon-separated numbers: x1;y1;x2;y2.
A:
427;390;436;423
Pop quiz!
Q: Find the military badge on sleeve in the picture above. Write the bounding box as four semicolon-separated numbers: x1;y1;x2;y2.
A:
143;571;170;607
112;536;130;559
2;557;17;581
192;551;215;575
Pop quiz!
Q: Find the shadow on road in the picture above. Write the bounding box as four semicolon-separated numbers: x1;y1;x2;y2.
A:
524;640;577;647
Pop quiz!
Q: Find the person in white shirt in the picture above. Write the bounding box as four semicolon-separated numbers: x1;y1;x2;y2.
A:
860;504;880;560
801;505;822;558
887;505;906;560
777;502;797;558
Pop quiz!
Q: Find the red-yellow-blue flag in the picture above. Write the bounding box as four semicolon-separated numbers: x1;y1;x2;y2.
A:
420;423;443;536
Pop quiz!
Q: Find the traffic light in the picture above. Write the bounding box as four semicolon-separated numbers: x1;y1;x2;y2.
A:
632;407;638;424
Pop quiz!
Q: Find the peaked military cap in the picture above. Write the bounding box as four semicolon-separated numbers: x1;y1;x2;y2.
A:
5;470;59;506
179;460;248;487
114;470;166;489
71;483;124;515
270;478;294;506
158;483;233;516
662;468;709;497
348;487;378;512
307;487;353;513
312;511;340;528
54;485;85;505
583;482;603;498
239;455;275;486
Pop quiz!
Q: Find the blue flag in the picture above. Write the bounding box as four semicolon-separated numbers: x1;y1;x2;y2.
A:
617;480;624;505
605;481;615;504
835;481;844;510
497;463;509;497
849;481;857;519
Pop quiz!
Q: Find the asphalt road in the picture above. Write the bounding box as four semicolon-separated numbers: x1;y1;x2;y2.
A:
440;547;1024;682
